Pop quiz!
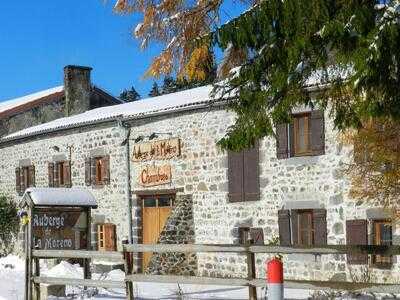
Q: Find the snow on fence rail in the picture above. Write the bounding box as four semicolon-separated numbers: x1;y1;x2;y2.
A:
29;244;400;300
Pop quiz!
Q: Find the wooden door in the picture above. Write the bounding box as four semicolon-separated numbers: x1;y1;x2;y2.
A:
142;195;174;269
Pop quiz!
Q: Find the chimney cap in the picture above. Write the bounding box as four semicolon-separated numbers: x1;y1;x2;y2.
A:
64;65;93;71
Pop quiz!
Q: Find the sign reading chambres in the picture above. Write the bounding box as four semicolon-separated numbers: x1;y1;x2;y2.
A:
32;208;88;250
132;138;181;162
139;164;172;187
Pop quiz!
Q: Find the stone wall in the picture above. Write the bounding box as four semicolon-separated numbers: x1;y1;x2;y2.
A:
0;97;65;137
0;122;133;249
146;194;197;275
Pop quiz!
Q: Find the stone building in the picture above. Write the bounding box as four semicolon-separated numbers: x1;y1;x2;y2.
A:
0;82;397;284
0;65;123;137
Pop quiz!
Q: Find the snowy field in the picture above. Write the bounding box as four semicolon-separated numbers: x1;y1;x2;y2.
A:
0;255;315;300
2;255;392;300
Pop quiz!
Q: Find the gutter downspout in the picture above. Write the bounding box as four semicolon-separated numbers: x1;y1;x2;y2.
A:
118;119;133;243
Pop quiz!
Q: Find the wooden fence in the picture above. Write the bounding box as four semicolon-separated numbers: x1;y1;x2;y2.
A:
29;244;400;300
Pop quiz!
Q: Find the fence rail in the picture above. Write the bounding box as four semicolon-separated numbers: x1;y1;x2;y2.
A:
28;244;400;300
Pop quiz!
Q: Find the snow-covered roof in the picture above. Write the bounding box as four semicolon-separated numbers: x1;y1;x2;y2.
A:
0;86;64;117
21;187;97;208
2;85;217;142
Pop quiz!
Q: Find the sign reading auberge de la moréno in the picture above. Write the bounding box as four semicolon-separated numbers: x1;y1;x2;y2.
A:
32;208;88;250
132;138;181;162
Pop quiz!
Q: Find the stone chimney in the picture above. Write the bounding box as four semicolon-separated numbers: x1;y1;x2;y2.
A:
64;65;92;116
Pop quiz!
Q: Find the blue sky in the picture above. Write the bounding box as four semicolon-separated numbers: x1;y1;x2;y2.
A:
0;1;245;102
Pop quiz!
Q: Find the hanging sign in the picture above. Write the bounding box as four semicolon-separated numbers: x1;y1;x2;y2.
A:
32;208;88;250
132;138;181;162
139;164;172;187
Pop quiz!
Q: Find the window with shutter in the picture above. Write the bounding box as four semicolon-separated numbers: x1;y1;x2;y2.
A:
53;161;72;187
228;142;260;203
278;209;291;246
97;223;117;251
238;227;250;245
285;209;327;246
371;220;392;268
276;110;325;158
87;156;111;187
346;220;368;264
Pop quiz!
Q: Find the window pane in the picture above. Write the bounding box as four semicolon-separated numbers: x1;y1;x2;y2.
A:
143;198;156;207
158;196;172;207
298;117;306;152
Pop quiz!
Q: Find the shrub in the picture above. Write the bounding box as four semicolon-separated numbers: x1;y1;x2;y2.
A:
0;195;19;255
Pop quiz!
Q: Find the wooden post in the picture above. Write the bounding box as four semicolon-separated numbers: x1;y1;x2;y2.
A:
83;208;92;292
246;247;257;300
24;215;29;300
33;245;40;300
27;207;33;300
123;240;134;300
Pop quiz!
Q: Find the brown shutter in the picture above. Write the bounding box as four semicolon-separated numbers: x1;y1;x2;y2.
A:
85;158;92;186
64;161;72;187
310;110;325;155
228;150;244;202
101;156;110;185
276;123;288;159
15;167;21;194
99;223;116;251
48;163;55;187
290;210;299;245
244;141;260;201
346;219;368;264
289;123;295;157
28;165;35;187
313;209;327;245
250;228;264;245
53;163;60;187
278;209;291;246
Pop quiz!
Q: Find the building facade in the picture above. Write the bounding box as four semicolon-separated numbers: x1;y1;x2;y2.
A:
0;85;398;284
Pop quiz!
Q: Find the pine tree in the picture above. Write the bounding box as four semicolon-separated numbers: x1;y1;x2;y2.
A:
161;76;178;95
119;87;141;102
148;82;161;97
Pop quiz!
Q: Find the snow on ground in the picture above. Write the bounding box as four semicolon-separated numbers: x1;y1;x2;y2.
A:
0;255;313;299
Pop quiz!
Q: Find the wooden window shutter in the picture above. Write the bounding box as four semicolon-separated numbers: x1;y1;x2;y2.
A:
276;123;289;159
313;209;327;245
85;158;92;186
250;228;264;245
15;167;21;194
48;163;55;187
290;210;299;245
278;209;291;246
346;219;368;264
28;165;35;187
101;156;110;185
64;161;72;187
310;110;325;155
289;123;295;157
98;223;116;251
243;141;260;201
228;150;244;202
